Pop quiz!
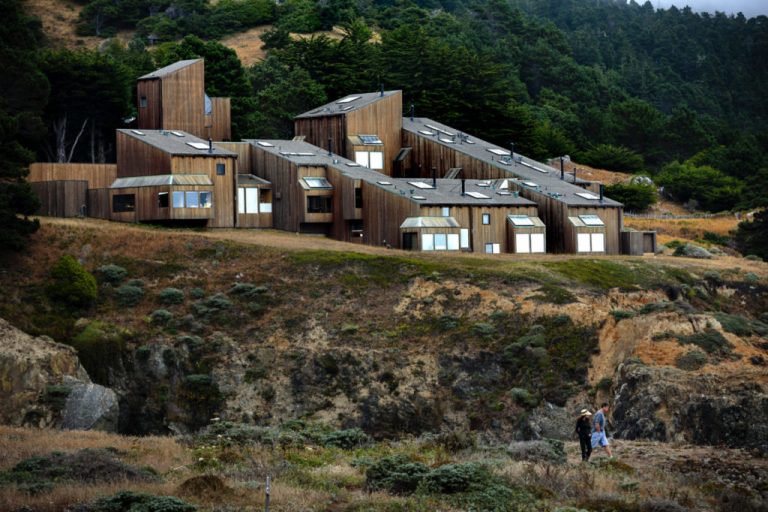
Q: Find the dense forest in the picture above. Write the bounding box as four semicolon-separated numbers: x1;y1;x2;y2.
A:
2;0;767;254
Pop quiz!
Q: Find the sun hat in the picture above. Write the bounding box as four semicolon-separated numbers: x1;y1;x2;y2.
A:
579;409;592;416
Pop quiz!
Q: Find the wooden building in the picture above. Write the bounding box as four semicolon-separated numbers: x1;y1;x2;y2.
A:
112;129;238;227
294;91;403;176
136;59;231;141
28;163;118;217
400;117;625;254
244;139;542;253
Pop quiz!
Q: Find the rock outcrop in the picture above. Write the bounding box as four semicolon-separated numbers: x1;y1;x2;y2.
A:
0;318;118;431
612;362;768;453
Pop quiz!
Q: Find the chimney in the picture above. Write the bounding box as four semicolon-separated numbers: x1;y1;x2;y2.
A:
599;183;605;202
431;167;436;188
461;178;466;196
560;157;565;180
410;103;415;121
208;138;212;153
380;83;385;97
573;167;577;182
510;142;515;157
327;137;332;156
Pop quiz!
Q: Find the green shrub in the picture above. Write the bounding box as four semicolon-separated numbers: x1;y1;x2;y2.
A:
611;310;635;320
191;293;233;321
744;272;760;283
604;182;658;211
580;144;645;173
228;282;268;299
714;313;768;337
321;428;370;449
158;287;184;305
48;255;98;308
675;349;708;370
703;231;730;246
150;309;173;326
41;385;71;410
135;345;151;361
676;329;732;357
126;279;145;288
596;377;613;391
437;314;460;331
69;321;127;384
433;428;476;452
420;462;489;494
531;284;577;304
366;455;429;495
471;322;495;337
744;254;763;262
190;287;206;299
115;285;144;307
97;264;128;285
89;491;196;512
509;387;538;408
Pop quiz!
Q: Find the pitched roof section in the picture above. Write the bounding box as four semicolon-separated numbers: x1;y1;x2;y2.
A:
245;139;536;207
138;59;201;80
295;91;401;119
118;129;237;157
110;174;213;189
402;117;622;208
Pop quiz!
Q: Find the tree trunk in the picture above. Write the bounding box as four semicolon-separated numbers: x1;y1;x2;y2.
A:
66;118;88;163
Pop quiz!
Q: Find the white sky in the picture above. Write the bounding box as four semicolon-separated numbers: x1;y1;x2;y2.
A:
652;0;768;17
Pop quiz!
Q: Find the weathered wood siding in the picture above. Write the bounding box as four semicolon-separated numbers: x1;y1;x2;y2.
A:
507;225;547;253
137;78;162;130
360;184;420;248
159;60;205;138
87;189;111;219
29;163;117;189
344;92;402;176
31;181;87;217
116;131;172;177
216;142;252;174
251;148;302;232
171;156;236;228
208;97;231;141
403;131;623;254
294;116;347;157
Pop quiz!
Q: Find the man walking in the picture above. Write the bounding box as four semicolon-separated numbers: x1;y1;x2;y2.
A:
591;402;613;458
575;409;592;461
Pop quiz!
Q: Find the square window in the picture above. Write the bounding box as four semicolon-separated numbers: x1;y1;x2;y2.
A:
447;234;460;250
216;163;226;176
158;192;169;208
355;151;369;167
485;243;494;254
172;191;185;208
185;191;199;208
482;213;491;225
369;152;384;170
531;234;545;253
434;234;447;250
199;191;212;208
113;194;135;213
422;234;434;251
577;233;591;252
516;233;530;253
591;233;605;252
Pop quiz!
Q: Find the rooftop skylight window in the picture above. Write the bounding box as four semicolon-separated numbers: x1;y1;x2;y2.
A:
256;141;274;147
337;96;361;104
408;181;435;189
303;177;333;189
412;195;427;200
186;142;209;150
509;216;535;226
522;181;538;187
377;181;393;186
358;134;383;145
466;191;490;199
487;148;510;156
579;214;605;226
576;192;600;200
419;130;436;136
131;130;145;136
171;131;185;137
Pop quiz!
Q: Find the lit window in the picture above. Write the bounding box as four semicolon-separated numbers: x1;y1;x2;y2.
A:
531;234;545;253
172;191;185;208
199;191;212;208
441;207;450;217
186;191;199;208
482;213;491;225
577;233;591;253
158;192;169;208
447;234;460;251
485;243;501;254
591;233;605;252
434;234;448;251
421;234;434;251
303;177;333;189
516;234;531;253
369;152;384;170
216;163;226;176
113;194;135;213
460;229;469;249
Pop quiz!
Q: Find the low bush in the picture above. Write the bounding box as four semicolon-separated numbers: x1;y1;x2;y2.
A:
158;287;185;305
228;283;268;299
115;284;144;307
676;329;732;357
40;385;71;410
365;455;429;494
69;321;127;384
150;309;173;326
509;387;538;408
472;322;496;337
531;284;577;304
420;462;490;494
507;439;567;464
321;428;370;449
191;294;233;322
87;491;196;512
48;255;98;309
97;264;128;285
675;349;708;370
611;310;635;320
715;313;768;337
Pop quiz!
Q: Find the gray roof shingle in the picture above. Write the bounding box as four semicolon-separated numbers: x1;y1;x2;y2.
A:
138;59;201;80
295;91;401;119
118;129;237;157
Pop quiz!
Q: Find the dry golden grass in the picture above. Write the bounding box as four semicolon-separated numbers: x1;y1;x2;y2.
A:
625;215;740;240
25;0;134;49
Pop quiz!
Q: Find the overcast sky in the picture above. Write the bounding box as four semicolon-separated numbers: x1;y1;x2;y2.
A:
652;0;767;18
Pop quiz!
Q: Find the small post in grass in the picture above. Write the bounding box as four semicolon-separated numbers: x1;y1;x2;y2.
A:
265;475;271;512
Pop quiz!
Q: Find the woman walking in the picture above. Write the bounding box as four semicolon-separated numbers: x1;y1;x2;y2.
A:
575;409;592;461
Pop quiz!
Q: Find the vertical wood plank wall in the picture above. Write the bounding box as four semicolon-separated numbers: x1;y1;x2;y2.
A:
137;79;162;130
251;148;301;232
160;60;205;138
116;132;172;177
30;181;88;217
345;92;403;176
294;116;347;157
29;163;117;189
87;189;111;219
360;184;420;248
216;142;252;174
402;131;623;254
171;156;236;228
208;98;231;141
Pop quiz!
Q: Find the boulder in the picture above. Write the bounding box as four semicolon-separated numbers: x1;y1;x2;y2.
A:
0;318;118;431
520;402;573;440
613;362;768;453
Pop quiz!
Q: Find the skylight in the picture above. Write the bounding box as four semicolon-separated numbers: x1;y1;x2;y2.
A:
280;151;315;157
412;195;427;200
497;191;511;196
131;130;145;136
339;105;354;111
303;177;333;189
408;181;435;189
509;216;535;226
487;148;510;156
466;191;490;199
337;96;361;104
476;181;492;187
377;181;393;186
576;192;600;200
580;215;604;226
345;162;361;167
358;134;383;145
171;131;185;137
186;142;209;150
522;181;538;187
257;141;274;147
419;130;436;136
425;124;454;136
438;137;455;143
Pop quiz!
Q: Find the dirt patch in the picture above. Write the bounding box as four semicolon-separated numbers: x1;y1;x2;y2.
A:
221;25;273;67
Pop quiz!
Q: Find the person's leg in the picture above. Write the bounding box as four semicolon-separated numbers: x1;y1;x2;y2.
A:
579;436;588;461
585;437;592;460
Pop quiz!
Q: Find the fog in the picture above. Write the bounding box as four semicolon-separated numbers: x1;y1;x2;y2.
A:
652;0;767;18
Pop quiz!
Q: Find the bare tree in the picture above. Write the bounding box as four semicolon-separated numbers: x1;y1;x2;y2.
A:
52;115;89;163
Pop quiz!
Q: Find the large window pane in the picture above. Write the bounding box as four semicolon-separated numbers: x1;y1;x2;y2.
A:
186;191;198;208
447;234;460;250
422;234;434;251
260;203;272;213
355;151;369;167
485;243;493;254
460;229;469;249
577;233;591;252
245;188;259;214
591;233;605;252
516;233;530;253
369;152;384;169
172;191;185;208
434;233;447;250
531;234;545;253
238;188;245;214
199;191;212;208
492;243;501;254
112;194;135;213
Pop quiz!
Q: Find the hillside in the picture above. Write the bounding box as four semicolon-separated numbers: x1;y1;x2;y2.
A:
0;219;766;511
